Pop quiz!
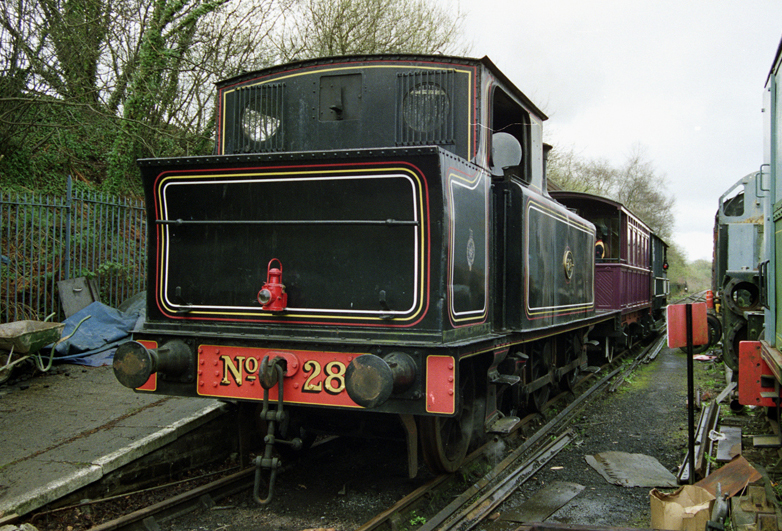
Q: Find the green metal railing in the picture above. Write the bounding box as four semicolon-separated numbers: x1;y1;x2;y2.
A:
0;177;147;323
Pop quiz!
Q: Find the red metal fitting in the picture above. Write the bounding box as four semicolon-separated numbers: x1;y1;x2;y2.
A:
258;258;288;312
706;290;714;309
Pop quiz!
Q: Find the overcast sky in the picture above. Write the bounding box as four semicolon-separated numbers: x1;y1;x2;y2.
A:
458;0;782;261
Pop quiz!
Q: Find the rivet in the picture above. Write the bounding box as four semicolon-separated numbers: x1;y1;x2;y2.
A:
448;389;454;395
214;371;219;377
199;382;204;387
294;383;299;389
448;376;454;382
198;370;202;375
448;363;454;370
213;382;218;387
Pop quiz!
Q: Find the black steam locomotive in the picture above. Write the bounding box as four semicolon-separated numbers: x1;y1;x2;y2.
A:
112;55;667;492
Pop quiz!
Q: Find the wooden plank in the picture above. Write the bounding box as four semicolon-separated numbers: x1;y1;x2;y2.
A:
753;435;782;448
760;341;782;383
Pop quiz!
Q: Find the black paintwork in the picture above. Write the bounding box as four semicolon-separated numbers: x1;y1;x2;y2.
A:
129;55;625;418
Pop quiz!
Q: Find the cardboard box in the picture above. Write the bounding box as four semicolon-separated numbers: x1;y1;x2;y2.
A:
650;485;716;531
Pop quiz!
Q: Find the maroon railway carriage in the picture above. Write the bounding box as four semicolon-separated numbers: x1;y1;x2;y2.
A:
550;191;660;347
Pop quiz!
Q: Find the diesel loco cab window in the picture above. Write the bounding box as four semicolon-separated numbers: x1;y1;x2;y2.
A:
722;190;744;217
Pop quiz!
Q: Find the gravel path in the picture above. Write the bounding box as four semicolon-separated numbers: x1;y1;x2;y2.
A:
494;345;691;529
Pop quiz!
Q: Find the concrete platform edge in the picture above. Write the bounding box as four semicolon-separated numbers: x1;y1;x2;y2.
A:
1;465;103;519
95;402;227;475
1;401;227;517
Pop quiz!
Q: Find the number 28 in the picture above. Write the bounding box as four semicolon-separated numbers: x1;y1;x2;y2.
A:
303;360;346;394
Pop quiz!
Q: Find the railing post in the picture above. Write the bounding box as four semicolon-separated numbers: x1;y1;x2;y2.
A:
65;175;72;281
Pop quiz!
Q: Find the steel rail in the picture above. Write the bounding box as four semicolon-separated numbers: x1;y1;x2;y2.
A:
608;334;666;393
359;344;639;531
417;370;625;531
88;467;255;531
418;337;666;531
438;430;575;531
355;445;487;531
87;436;340;530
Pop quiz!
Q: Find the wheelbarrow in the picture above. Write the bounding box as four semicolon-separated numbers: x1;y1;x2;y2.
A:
0;317;88;384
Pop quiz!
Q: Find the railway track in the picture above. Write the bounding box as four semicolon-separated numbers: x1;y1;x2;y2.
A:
50;334;665;531
361;335;665;531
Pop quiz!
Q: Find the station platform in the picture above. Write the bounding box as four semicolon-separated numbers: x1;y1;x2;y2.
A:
0;364;225;521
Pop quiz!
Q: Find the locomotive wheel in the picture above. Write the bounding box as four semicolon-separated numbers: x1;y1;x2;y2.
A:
707;313;722;345
723;319;747;371
529;341;553;412
419;371;475;474
560;334;582;391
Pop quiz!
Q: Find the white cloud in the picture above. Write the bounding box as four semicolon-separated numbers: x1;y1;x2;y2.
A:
458;0;782;264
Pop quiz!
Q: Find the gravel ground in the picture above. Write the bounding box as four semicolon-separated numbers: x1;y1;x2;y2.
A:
489;344;747;530
28;342;775;531
165;435;429;531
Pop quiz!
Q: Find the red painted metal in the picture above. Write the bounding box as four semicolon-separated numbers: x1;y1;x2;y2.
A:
197;345;363;408
666;303;708;348
425;355;456;414
258;258;288;312
738;341;782;407
136;340;158;391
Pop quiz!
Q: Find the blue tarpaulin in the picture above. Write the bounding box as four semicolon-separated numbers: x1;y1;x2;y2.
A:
53;301;142;367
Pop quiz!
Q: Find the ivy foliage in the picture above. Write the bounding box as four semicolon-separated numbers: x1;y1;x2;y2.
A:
0;101;116;195
0;0;466;196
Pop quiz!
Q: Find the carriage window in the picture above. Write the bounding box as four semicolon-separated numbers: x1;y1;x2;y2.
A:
396;70;455;146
